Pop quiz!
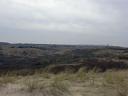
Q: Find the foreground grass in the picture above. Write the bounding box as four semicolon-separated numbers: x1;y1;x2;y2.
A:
0;70;128;96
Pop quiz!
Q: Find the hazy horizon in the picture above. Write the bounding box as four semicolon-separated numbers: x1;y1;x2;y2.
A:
0;0;128;47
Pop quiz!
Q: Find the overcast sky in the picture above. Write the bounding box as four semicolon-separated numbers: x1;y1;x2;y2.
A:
0;0;128;47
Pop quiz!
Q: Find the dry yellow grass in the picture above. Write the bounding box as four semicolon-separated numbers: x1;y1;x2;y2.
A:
0;70;127;96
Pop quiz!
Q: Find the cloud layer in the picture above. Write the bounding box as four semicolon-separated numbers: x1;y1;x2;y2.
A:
0;0;128;46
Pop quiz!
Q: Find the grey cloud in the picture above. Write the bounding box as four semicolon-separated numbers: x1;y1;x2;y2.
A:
0;0;128;47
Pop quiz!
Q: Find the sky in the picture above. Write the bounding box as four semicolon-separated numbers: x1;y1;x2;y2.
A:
0;0;128;47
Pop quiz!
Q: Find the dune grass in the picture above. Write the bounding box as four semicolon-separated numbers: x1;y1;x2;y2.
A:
0;69;128;96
